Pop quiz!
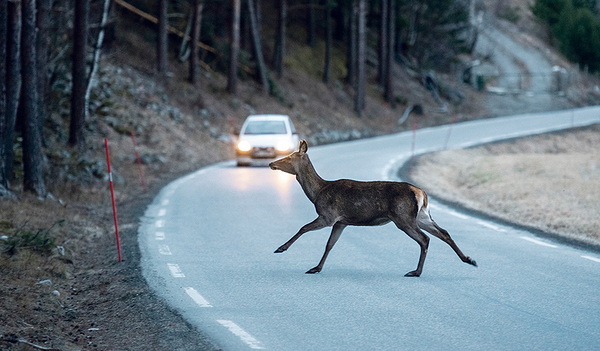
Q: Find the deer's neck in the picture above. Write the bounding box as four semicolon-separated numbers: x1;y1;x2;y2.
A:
296;157;326;203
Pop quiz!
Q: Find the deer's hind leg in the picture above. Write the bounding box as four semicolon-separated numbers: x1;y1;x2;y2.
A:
390;216;430;277
275;216;329;253
417;209;477;267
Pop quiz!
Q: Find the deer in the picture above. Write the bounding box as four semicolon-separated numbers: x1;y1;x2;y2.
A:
269;140;477;277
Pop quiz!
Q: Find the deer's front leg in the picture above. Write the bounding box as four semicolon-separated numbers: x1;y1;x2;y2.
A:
275;216;328;253
306;222;347;274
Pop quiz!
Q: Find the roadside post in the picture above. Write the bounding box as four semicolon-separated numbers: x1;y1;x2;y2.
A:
410;121;418;177
444;114;458;150
104;138;122;262
130;131;148;192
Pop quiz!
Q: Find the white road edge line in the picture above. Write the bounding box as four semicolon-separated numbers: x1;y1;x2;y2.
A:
167;263;185;278
581;255;600;263
184;287;212;307
217;320;265;350
520;236;558;248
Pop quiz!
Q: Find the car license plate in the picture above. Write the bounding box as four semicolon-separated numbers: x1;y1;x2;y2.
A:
253;148;275;158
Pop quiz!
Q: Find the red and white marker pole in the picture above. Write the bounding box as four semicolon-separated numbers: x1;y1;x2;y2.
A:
105;138;122;262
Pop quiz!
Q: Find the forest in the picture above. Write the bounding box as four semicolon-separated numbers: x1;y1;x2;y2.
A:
0;0;476;198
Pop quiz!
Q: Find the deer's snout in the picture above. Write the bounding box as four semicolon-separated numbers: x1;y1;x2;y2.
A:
269;162;278;170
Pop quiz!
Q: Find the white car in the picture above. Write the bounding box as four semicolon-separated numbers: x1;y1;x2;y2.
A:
236;114;299;166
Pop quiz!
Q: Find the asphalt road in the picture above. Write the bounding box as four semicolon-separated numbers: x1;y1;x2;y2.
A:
139;107;600;350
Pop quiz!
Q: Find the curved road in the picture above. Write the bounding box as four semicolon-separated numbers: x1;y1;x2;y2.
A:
474;18;571;115
139;108;600;350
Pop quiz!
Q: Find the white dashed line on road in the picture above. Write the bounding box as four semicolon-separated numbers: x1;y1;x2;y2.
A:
217;320;265;349
158;208;166;216
430;203;470;220
155;220;164;228
158;245;172;255
520;236;558;248
581;255;600;263
184;287;212;307
167;263;185;278
477;220;507;232
155;231;165;240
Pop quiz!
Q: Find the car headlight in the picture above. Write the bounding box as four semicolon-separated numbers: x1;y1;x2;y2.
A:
276;140;292;152
238;140;252;152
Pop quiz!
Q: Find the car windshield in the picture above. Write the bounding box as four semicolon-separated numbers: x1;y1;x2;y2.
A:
243;120;288;135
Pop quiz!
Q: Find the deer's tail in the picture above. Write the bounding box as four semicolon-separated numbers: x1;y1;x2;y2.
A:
409;185;429;218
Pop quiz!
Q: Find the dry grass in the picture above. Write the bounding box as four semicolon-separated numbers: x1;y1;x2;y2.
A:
411;124;600;245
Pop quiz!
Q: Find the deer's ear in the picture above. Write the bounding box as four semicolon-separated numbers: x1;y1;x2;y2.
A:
299;140;308;154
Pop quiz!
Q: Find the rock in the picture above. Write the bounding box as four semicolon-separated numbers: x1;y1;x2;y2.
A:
141;154;167;165
0;184;17;200
37;279;53;286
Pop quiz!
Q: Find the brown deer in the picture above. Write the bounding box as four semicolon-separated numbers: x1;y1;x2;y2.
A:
269;140;477;277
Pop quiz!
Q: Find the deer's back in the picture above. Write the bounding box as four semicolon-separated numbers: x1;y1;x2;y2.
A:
314;180;419;226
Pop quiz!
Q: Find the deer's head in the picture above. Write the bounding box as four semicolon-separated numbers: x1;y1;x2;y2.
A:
269;140;309;175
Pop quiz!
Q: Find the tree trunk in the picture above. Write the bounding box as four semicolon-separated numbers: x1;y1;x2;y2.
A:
0;0;7;188
227;0;240;95
69;0;88;151
247;0;268;94
3;0;21;186
273;0;286;78
255;0;261;34
378;0;388;86
385;0;395;104
347;0;357;87
85;0;111;118
21;0;45;196
323;1;332;84
333;3;346;42
36;0;51;142
307;0;316;47
157;0;168;74
189;0;203;84
354;0;366;116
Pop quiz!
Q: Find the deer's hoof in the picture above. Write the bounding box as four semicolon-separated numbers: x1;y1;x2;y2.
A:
305;267;321;274
467;257;478;267
404;270;421;277
274;246;287;253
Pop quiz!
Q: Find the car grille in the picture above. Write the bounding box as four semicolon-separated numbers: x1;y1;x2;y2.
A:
252;147;276;158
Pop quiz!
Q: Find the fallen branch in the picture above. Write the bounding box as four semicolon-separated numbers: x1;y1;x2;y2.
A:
0;336;62;350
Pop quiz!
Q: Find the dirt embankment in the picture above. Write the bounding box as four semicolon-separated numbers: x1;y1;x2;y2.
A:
409;124;600;248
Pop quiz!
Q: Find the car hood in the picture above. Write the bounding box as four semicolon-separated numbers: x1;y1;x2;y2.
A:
238;134;292;148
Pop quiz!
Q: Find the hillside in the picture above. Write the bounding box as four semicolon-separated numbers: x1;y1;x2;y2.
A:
0;3;595;350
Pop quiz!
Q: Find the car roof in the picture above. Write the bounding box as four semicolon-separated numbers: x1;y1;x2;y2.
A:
244;114;290;121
